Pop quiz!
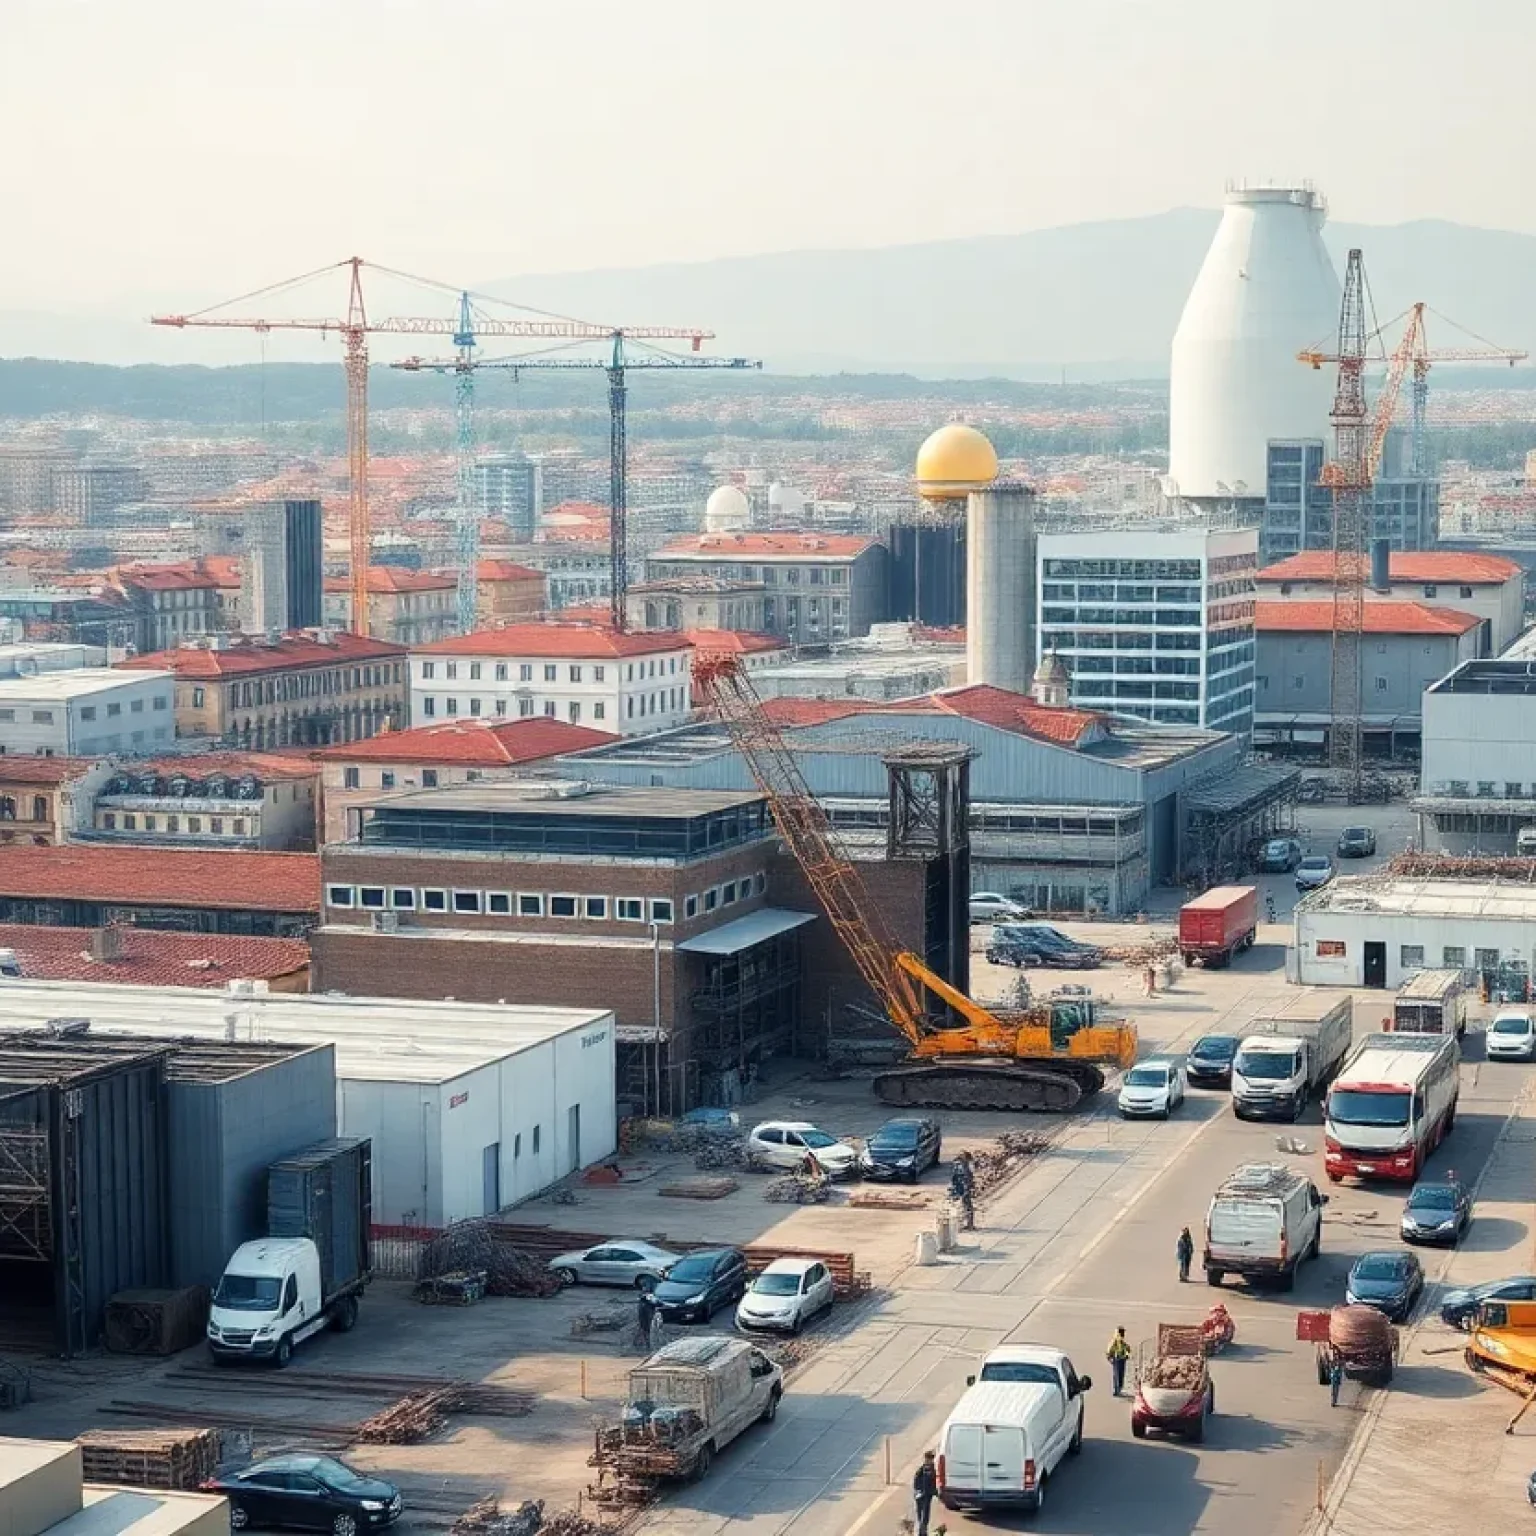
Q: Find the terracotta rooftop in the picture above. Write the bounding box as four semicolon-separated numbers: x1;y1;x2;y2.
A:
0;923;310;988
322;566;457;595
124;751;320;783
414;623;693;659
313;717;615;766
683;630;789;655
659;532;876;559
118;630;405;678
475;560;545;583
0;844;321;912
1255;600;1484;636
0;757;103;785
1258;551;1523;585
116;565;220;593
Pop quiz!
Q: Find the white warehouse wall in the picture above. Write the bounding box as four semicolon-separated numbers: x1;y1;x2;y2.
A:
1421;687;1536;795
1295;907;1531;990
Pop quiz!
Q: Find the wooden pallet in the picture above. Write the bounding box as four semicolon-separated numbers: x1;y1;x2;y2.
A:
77;1427;220;1490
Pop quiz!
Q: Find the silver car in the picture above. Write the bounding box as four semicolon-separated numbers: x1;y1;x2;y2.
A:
548;1239;681;1290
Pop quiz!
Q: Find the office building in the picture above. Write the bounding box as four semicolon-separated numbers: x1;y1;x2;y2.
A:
0;669;175;756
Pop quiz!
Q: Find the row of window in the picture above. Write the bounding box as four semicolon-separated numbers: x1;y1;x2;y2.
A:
1433;782;1535;799
0;698;165;724
418;689;685;722
76;728;174;752
101;811;252;835
682;871;767;918
650;563;850;586
1400;945;1505;971
328;883;676;922
1257;675;1406;693
418;657;683;684
342;766;444;790
222;664;402;710
0;796;48;822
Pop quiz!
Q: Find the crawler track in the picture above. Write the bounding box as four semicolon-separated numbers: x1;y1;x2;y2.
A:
873;1058;1103;1112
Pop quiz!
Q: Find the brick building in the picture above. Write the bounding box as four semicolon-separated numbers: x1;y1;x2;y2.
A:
118;630;407;748
312;716;614;843
309;781;813;1109
475;560;547;627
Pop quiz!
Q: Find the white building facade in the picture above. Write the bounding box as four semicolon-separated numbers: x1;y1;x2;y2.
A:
1037;526;1258;733
0;669;176;757
409;625;693;735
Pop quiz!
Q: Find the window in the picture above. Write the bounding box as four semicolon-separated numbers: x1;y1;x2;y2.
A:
422;769;439;787
107;702;121;717
81;706;96;721
330;888;360;913
1508;783;1525;799
594;666;605;682
486;891;512;914
543;701;556;717
722;880;738;905
123;814;137;830
494;663;508;681
1479;781;1497;797
422;662;436;679
0;710;11;722
453;889;483;914
650;898;674;924
532;1125;541;1155
594;702;606;720
1374;677;1388;692
544;664;557;681
685;894;699;918
102;812;116;829
583;896;608;919
130;697;144;713
519;663;532;682
31;796;46;823
344;766;360;789
232;818;246;835
30;709;53;724
517;893;544;917
1476;948;1500;970
753;872;767;895
519;698;534;717
704;887;719;912
380;771;396;789
627;698;634;718
446;662;458;680
446;697;458;714
569;665;582;682
187;816;201;832
616;897;644;921
359;886;386;909
470;698;482;716
469;662;481;680
1424;584;1438;598
569;702;582;723
422;888;448;912
513;1134;521;1159
1400;944;1425;969
495;700;507;716
550;894;578;918
1315;939;1345;958
1460;585;1474;599
1443;945;1466;968
210;816;224;833
423;696;437;717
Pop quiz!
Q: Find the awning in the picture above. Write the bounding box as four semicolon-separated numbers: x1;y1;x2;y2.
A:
677;908;818;957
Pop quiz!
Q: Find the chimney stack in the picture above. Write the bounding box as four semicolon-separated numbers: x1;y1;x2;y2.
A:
1369;538;1391;593
88;926;124;962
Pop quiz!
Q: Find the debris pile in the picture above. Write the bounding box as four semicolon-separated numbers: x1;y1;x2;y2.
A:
1390;851;1536;882
570;1305;632;1339
450;1497;545;1536
969;1130;1050;1196
418;1221;563;1298
355;1386;460;1443
658;1176;740;1199
1143;1354;1206;1391
763;1170;831;1204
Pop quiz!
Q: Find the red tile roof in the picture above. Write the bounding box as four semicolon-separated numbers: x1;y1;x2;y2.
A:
0;757;102;785
323;566;456;594
1258;551;1523;584
414;623;693;659
117;565;220;593
475;560;545;583
684;630;789;655
760;698;873;728
1255;600;1484;636
312;717;615;766
118;630;404;678
659;532;875;559
129;751;320;783
0;923;309;988
0;845;320;912
760;684;1105;746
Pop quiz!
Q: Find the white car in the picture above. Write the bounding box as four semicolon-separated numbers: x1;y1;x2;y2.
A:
969;891;1032;924
547;1239;681;1290
1118;1059;1186;1119
1487;1010;1536;1061
735;1257;836;1334
745;1121;860;1178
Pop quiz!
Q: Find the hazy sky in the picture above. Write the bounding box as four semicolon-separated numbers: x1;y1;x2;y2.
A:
5;0;1531;312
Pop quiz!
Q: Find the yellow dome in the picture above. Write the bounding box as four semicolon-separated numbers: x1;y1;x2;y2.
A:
915;423;999;500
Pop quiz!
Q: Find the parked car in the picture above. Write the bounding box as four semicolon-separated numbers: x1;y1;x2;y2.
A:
1258;836;1304;873
1337;826;1377;859
969;891;1033;924
1186;1035;1240;1087
1344;1250;1424;1323
1117;1059;1186;1119
746;1121;860;1177
1439;1274;1536;1330
1487;1010;1536;1062
735;1257;835;1334
1400;1178;1472;1246
548;1239;680;1291
1295;855;1335;892
859;1117;943;1182
650;1247;748;1323
206;1455;402;1536
986;923;1104;970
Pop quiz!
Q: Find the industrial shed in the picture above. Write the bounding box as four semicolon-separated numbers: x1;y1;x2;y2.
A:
0;982;618;1233
1294;876;1536;992
0;1031;335;1356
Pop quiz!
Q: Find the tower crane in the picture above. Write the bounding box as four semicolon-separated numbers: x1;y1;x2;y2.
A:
694;652;1137;1112
396;335;761;631
152;257;702;637
1299;263;1527;793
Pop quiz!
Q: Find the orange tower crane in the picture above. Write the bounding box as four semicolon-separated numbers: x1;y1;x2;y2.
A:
694;652;1136;1112
152;258;710;637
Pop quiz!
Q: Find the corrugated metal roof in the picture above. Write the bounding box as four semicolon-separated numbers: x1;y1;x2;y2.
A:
677;908;817;956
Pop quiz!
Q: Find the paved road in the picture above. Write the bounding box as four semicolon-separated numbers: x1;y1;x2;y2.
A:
642;958;1536;1535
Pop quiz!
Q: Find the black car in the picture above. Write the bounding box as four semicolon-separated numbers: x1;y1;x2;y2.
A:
1186;1034;1240;1087
1257;836;1303;873
859;1117;943;1182
1337;826;1377;858
651;1246;747;1323
1400;1178;1472;1245
1344;1250;1424;1323
206;1456;402;1536
986;924;1103;970
1440;1275;1536;1330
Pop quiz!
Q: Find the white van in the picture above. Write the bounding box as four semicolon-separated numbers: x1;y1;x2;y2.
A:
1204;1163;1325;1291
1517;826;1536;857
938;1347;1089;1515
1487;1009;1536;1061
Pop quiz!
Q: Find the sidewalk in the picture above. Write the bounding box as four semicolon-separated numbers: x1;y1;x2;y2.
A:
1308;1084;1536;1535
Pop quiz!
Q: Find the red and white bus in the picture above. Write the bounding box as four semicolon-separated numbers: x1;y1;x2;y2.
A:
1324;1033;1460;1183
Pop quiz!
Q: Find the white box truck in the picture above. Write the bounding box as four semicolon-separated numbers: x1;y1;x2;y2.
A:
1203;1162;1326;1291
1231;991;1353;1121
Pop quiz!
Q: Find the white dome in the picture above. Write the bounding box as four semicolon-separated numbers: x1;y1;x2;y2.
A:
705;484;751;532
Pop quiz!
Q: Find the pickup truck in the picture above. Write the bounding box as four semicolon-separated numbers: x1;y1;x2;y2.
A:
939;1345;1092;1513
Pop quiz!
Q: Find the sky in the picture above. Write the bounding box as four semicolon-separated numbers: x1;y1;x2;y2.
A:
3;0;1532;336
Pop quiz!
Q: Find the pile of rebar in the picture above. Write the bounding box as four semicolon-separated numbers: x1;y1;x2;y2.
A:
657;1176;739;1199
418;1221;564;1298
969;1130;1050;1196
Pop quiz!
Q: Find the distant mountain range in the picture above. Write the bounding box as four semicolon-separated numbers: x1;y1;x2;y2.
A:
4;208;1536;378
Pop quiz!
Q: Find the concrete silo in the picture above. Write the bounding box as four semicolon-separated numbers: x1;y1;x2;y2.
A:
1168;184;1341;507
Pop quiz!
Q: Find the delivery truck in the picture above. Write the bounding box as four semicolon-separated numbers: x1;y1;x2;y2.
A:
207;1137;372;1366
1231;991;1354;1121
1178;886;1259;969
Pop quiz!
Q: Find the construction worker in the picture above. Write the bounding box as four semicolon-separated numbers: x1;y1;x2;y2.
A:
1106;1326;1132;1396
912;1450;938;1536
1176;1226;1195;1284
949;1150;976;1231
1265;892;1277;924
1142;963;1157;998
1329;1354;1344;1408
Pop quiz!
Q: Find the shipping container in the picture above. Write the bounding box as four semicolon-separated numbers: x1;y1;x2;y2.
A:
268;1137;372;1300
1178;886;1258;968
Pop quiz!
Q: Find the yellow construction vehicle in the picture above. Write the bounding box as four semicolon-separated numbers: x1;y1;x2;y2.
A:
1466;1298;1536;1430
695;655;1136;1112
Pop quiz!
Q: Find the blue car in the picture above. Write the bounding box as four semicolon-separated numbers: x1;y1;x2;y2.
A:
1345;1250;1423;1323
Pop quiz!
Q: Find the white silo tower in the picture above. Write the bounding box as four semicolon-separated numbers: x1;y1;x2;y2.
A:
1168;184;1341;506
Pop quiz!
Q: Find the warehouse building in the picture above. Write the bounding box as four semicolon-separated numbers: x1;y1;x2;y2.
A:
0;982;617;1235
1293;875;1536;992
